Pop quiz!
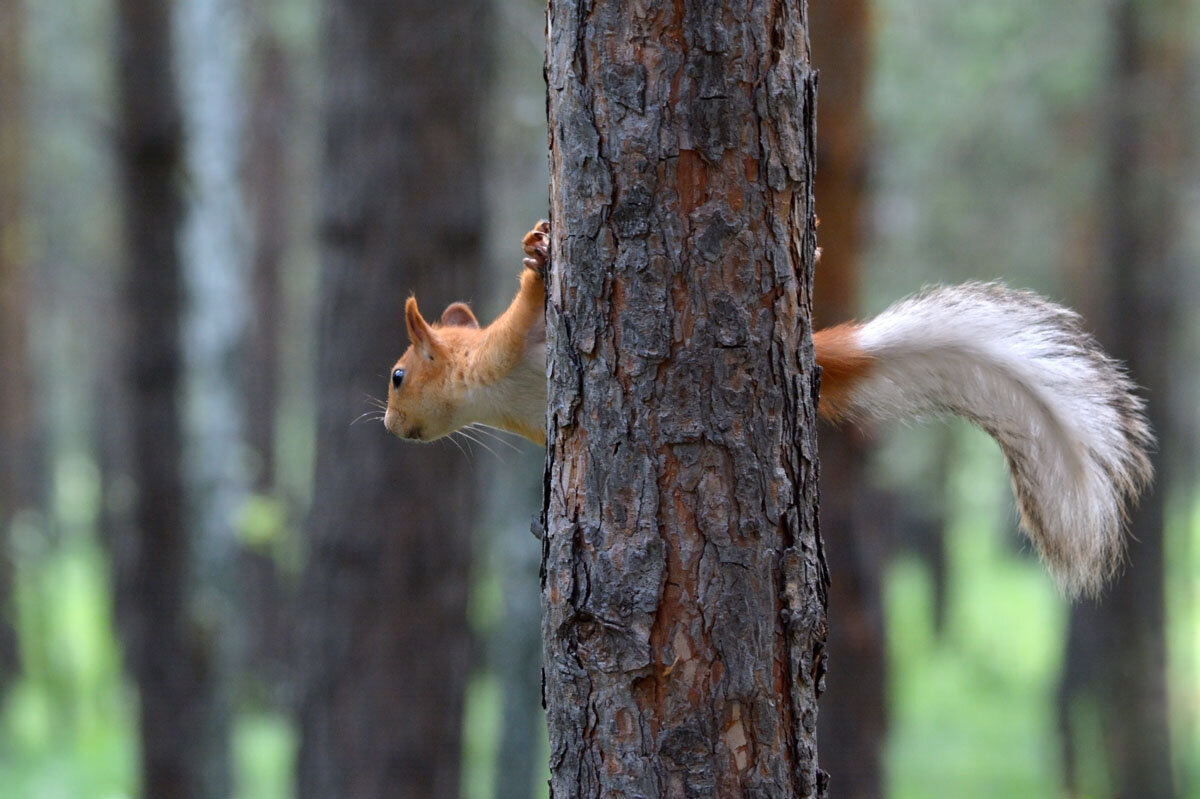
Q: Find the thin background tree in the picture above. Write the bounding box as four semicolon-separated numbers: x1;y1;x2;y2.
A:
296;0;490;795
0;0;33;686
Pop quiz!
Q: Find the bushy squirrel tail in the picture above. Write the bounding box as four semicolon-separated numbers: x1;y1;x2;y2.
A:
814;282;1154;598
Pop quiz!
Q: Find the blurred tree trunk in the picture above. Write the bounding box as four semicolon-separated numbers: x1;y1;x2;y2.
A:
245;36;289;491
296;0;488;795
113;1;227;796
1061;0;1190;796
485;466;544;799
1093;0;1187;795
0;0;32;684
481;2;555;791
541;1;826;795
809;1;886;796
175;0;256;791
239;31;296;704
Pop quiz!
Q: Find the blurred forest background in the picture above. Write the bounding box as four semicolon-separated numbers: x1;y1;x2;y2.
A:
0;0;1197;796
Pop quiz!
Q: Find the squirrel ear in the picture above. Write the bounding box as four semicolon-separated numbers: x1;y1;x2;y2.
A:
440;302;480;329
405;297;440;358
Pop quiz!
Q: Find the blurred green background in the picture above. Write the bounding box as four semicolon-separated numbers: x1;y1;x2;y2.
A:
0;0;1197;796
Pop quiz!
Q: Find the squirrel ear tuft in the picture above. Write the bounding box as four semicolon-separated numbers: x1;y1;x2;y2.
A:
440;302;480;329
405;297;438;357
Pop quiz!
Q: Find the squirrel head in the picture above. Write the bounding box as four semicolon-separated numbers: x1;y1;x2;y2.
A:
384;296;481;442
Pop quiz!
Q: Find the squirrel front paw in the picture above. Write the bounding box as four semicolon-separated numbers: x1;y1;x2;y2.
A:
522;220;550;277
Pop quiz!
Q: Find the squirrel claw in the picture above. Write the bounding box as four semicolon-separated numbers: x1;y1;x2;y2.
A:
522;220;550;275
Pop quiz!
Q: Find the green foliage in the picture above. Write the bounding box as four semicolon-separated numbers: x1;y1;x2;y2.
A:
461;673;502;799
884;429;1067;798
0;451;297;798
234;713;296;799
0;477;135;798
236;493;303;579
237;494;288;552
881;424;1200;797
1168;492;1200;795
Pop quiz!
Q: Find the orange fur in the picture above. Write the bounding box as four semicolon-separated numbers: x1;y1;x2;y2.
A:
813;323;874;422
384;223;548;445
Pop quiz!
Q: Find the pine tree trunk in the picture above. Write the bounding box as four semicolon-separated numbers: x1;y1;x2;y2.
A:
237;27;295;702
488;469;545;799
296;0;488;795
809;1;886;796
0;0;32;683
1091;0;1187;794
541;2;826;795
1060;0;1188;795
113;2;219;795
245;35;290;492
176;0;255;790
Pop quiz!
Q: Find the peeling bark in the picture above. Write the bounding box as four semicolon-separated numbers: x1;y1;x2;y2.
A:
541;1;827;795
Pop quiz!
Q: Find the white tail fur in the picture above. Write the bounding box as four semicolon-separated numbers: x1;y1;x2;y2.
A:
845;283;1153;597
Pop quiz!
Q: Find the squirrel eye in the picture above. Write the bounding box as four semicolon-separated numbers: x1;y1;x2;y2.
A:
391;368;405;389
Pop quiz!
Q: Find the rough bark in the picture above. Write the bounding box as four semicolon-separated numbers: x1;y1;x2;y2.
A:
541;1;826;796
295;0;488;795
0;0;32;682
113;1;218;795
808;1;885;795
1061;0;1189;796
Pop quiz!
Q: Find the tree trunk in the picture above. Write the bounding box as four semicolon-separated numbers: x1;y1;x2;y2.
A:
0;0;32;683
296;0;488;795
487;469;545;799
480;1;557;788
808;1;885;796
245;35;290;492
1093;0;1186;794
1061;0;1189;796
113;1;219;796
237;27;296;703
541;2;826;795
176;0;255;791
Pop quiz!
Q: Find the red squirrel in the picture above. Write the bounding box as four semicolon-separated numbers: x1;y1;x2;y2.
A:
386;221;1153;597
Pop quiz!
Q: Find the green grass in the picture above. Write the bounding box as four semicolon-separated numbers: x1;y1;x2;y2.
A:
0;522;137;799
234;713;296;799
884;430;1067;799
885;553;1064;799
0;452;297;799
461;672;502;799
0;526;298;799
